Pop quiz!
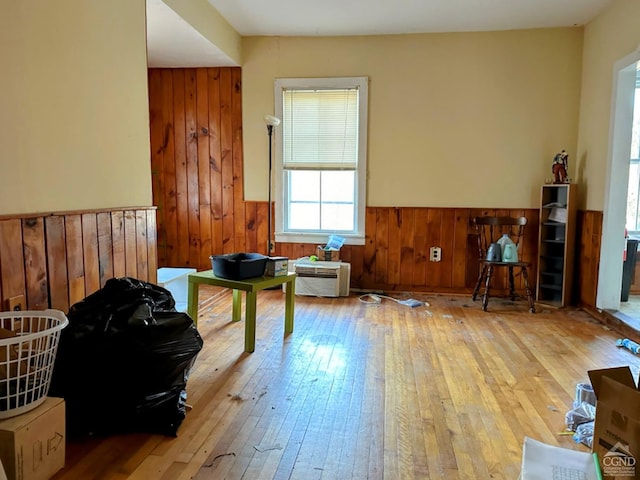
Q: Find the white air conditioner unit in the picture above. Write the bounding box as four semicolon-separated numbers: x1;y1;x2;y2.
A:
285;260;351;297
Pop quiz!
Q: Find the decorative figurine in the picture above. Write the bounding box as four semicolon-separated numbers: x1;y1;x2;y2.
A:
552;149;569;184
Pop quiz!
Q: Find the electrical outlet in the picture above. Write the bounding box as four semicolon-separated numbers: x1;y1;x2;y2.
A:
5;295;26;312
429;246;442;262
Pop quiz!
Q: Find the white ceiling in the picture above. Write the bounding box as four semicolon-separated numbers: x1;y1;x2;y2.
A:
147;0;615;67
146;0;238;67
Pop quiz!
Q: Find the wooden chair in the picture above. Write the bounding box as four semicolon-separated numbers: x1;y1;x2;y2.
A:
472;216;536;313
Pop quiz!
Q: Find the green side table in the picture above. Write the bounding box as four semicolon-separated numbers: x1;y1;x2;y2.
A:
187;270;296;353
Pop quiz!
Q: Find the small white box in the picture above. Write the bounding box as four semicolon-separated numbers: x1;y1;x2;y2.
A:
157;267;197;312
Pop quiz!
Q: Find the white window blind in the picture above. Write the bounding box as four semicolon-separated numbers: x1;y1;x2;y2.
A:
282;88;359;170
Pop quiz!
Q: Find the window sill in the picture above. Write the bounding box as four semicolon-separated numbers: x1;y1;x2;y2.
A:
275;232;365;246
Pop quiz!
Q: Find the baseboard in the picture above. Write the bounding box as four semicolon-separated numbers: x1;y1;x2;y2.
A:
580;303;640;342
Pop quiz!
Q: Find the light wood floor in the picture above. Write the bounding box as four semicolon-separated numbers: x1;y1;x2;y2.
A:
51;287;637;480
617;294;640;331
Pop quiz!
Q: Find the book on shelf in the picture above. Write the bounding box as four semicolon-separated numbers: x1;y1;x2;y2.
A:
548;207;568;223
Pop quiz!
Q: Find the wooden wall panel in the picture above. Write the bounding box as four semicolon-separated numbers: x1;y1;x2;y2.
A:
196;69;212;270
124;211;138;279
97;212;114;287
173;70;189;266
244;202;258;255
231;68;246;255
22;218;48;309
453;209;470;288
425;209;441;288
399;208;415;287
82;213;101;297
161;69;177;267
348;243;364;289
275;207;543;296
65;215;86;307
387;208;402;286
147;210;158;282
150;67;241;268
185;68;201;269
0;220;26;308
111;211;126;279
375;208;389;287
0;207;157;313
220;69;235;255
412;209;428;287
149;68;165;267
45;216;69;312
135;210;149;282
208;69;224;265
575;210;602;308
439;208;456;288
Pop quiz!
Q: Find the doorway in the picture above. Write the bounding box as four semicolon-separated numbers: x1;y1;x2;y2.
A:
598;50;640;315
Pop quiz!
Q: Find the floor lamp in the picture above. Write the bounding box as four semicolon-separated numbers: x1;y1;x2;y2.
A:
264;115;280;255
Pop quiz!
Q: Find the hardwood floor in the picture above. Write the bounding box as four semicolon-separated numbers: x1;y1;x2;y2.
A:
51;287;636;479
617;294;640;331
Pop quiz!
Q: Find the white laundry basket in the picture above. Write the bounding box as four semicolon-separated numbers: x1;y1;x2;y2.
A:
0;309;68;419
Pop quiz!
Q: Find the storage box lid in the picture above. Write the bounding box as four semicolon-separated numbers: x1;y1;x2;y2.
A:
0;397;65;431
157;267;196;283
588;366;638;399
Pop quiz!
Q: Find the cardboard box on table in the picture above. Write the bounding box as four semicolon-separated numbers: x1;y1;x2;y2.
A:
265;257;288;277
588;366;640;479
0;397;65;480
315;246;340;261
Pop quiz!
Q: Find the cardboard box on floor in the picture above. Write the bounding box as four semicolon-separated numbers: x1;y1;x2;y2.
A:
588;366;640;479
0;397;65;480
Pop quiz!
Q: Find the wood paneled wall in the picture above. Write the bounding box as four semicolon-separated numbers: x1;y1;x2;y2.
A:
0;207;157;313
148;67;266;269
575;210;602;308
148;66;604;307
278;208;540;294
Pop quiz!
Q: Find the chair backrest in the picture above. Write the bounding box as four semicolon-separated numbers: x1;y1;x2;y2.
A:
473;216;527;260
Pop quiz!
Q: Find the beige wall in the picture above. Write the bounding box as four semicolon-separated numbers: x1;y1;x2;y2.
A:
5;1;624;215
577;0;640;211
0;0;151;215
242;29;584;208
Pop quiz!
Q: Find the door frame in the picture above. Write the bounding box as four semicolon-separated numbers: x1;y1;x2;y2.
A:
597;49;640;310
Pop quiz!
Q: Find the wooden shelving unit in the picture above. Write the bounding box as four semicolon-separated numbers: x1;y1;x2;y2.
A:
536;184;577;307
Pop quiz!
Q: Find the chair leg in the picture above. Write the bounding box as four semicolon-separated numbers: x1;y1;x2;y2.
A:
482;265;493;311
521;266;536;313
472;264;488;301
508;266;516;300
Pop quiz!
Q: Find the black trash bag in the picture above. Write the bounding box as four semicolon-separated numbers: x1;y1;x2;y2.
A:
49;277;203;437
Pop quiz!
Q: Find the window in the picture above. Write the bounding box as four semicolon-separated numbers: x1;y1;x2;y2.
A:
626;66;640;233
274;77;368;246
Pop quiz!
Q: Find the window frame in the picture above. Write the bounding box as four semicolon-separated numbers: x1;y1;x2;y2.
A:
626;72;640;235
628;157;640;234
273;77;368;246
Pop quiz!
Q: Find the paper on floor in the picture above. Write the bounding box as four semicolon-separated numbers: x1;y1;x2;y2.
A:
520;436;599;480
